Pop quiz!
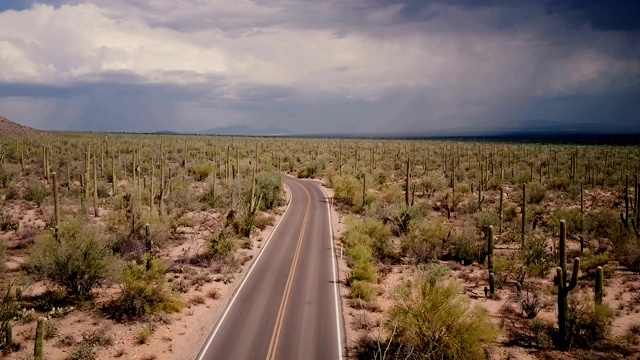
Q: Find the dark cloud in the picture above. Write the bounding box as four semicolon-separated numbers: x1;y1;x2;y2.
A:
0;0;638;134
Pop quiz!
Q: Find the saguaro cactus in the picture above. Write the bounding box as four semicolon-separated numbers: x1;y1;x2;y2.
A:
93;156;98;217
556;220;580;350
34;317;45;360
5;322;12;349
111;156;116;196
521;183;526;246
145;223;153;270
487;225;495;298
405;155;410;207
595;266;603;305
499;187;504;233
52;172;60;228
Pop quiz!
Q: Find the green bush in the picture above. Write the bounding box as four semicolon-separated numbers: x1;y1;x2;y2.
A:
27;219;118;299
344;217;394;262
206;228;236;262
401;217;448;263
25;182;51;207
474;210;499;232
449;226;484;264
519;235;553;278
568;294;615;348
527;182;547;204
332;175;359;207
548;208;583;234
349;280;375;302
190;163;213;181
385;266;498;359
115;259;182;319
256;172;283;210
347;245;377;284
584;208;619;239
298;161;322;179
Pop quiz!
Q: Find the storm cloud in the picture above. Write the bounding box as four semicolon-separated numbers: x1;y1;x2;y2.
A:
0;0;638;133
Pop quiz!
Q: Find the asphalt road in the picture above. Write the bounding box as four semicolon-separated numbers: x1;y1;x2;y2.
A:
197;176;344;360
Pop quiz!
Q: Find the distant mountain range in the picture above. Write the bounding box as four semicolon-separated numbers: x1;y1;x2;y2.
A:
153;125;292;136
199;125;291;136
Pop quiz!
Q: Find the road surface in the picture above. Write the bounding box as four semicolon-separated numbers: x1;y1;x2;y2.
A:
197;176;344;360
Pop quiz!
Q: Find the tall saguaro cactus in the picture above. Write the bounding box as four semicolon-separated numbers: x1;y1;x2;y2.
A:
487;225;495;297
405;155;410;207
52;172;60;228
499;187;504;233
34;317;45;360
521;183;526;246
556;220;580;350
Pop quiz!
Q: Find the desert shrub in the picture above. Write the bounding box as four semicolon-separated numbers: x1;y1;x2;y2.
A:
5;186;21;201
67;342;96;360
115;259;182;319
108;208;171;260
190;163;213;181
505;316;555;349
200;183;220;208
503;202;518;222
0;167;14;188
206;228;236;262
550;176;571;191
165;179;197;215
548;208;583;234
493;254;520;285
518;286;548;319
581;253;613;279
344;216;394;262
401;217;448;262
612;234;640;272
25;182;50;207
298;160;322;178
96;183;109;199
567;294;615;348
448;226;484;264
584;208;620;239
255;171;283;210
421;170;448;194
346;244;377;284
135;326;153;344
384;266;498;359
27;219;119;299
349;280;375;302
1;282;21;350
519;235;553;278
253;213;274;230
384;203;424;237
332;175;359;207
527;182;547;204
474;210;499;232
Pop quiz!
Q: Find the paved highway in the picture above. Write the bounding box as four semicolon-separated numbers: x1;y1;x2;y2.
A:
197;176;344;360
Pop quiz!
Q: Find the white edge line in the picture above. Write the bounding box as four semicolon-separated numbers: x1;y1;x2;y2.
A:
316;182;344;360
196;182;293;360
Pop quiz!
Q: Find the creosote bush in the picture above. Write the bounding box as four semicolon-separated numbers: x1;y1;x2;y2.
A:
363;265;498;359
401;217;448;263
27;219;118;299
114;259;182;319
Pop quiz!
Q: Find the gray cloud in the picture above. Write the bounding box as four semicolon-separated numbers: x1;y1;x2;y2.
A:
0;0;638;134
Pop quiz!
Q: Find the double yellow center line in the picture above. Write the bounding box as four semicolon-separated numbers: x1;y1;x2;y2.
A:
266;182;311;360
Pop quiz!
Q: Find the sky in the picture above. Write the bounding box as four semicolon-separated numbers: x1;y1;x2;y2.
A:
0;0;638;134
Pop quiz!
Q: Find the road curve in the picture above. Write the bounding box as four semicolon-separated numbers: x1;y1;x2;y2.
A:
197;176;344;360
